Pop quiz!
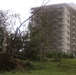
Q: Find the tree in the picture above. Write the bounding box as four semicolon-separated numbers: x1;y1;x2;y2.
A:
28;9;51;60
0;10;9;53
0;0;51;70
0;10;21;70
6;0;50;60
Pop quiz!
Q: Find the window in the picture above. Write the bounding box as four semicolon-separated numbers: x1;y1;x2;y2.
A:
67;31;70;35
72;45;75;48
72;39;75;42
67;43;70;47
72;28;76;33
67;19;70;23
59;37;62;40
58;18;63;22
67;25;70;29
67;37;70;41
67;14;70;18
57;7;63;12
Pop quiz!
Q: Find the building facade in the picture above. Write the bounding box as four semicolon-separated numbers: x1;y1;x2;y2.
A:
31;3;76;54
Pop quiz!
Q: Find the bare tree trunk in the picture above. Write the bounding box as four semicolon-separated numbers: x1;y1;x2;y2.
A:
2;31;7;53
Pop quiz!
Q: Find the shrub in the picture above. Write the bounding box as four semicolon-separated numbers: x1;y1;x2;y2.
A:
25;60;36;70
46;51;75;59
46;52;63;59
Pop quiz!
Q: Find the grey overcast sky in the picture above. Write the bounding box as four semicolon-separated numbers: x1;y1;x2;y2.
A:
0;0;76;19
0;0;76;31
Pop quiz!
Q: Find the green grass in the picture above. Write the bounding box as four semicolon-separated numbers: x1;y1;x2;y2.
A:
1;59;76;75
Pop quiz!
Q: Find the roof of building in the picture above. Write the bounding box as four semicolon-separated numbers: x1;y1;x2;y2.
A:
31;3;76;11
68;3;76;10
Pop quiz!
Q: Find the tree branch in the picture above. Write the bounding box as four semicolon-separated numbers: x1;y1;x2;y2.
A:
7;0;51;53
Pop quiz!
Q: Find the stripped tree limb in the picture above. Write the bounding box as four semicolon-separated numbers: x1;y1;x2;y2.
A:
7;0;51;55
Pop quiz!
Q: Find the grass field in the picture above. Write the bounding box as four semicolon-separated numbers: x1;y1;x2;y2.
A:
0;59;76;75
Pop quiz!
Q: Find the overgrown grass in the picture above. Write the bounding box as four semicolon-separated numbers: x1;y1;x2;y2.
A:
1;59;76;75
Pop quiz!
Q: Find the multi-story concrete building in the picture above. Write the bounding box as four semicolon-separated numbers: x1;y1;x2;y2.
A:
31;3;76;54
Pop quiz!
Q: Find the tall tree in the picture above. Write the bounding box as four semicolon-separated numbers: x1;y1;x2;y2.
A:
28;8;51;59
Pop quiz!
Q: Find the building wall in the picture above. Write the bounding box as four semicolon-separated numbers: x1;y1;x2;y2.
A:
31;3;76;53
